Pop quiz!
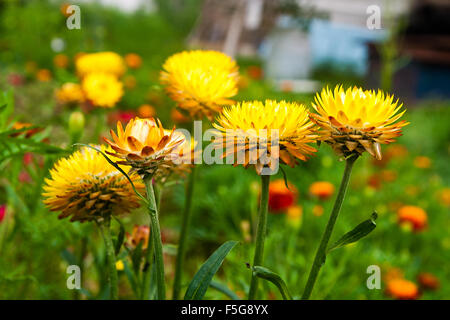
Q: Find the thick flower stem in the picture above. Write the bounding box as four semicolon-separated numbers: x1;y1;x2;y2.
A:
98;217;119;300
248;174;271;300
144;177;166;300
172;165;197;300
301;155;357;299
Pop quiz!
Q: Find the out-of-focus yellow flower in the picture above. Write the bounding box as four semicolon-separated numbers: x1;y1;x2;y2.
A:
397;205;427;232
160;50;239;120
309;181;335;200
312;204;324;217
286;205;303;228
385;278;419;300
438;188;450;207
76;51;126;78
213;100;318;174
417;272;440;291
413;156;431;169
310;86;409;160
55;83;85;105
115;260;124;271
42;146;144;223
126;225;150;250
240;220;251;243
138;104;156;118
104;117;185;177
268;179;298;213
53;54;69;68
36;69;52;82
82;72;123;108
125;53;142;69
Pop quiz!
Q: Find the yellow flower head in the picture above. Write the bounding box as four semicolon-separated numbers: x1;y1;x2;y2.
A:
160;50;239;120
310;86;409;160
104;117;185;177
76;51;126;78
82;72;123;108
213;100;318;174
55;82;85;105
42;146;144;223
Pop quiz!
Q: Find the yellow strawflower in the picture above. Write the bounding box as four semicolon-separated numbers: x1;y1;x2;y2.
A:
42;146;144;223
213;100;318;174
310;86;409;160
82;72;123;108
55;82;85;105
160;50;239;120
76;51;126;78
104;117;185;177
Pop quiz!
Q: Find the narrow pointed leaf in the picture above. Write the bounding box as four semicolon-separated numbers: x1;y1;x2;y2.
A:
327;212;378;253
252;266;293;300
184;240;239;300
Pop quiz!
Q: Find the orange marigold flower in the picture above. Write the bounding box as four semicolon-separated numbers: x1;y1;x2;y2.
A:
309;181;335;200
397;205;428;232
53;54;69;68
36;69;52;82
126;225;150;250
125;53;142;69
413;156;431;169
268;179;298;213
138;104;156;118
171;108;190;124
417;272;440;291
124;75;137;89
386;278;419;300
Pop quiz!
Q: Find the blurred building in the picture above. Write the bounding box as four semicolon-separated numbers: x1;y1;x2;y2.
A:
367;0;450;100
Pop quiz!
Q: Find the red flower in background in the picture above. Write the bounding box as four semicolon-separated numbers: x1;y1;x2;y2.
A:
107;110;136;125
418;272;440;291
0;205;6;223
268;179;298;213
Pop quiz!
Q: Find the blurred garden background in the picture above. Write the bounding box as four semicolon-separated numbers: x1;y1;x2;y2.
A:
0;0;449;300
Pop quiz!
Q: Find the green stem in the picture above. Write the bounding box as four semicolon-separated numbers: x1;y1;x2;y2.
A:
98;217;119;300
144;177;166;300
172;165;197;300
301;155;357;299
248;174;271;300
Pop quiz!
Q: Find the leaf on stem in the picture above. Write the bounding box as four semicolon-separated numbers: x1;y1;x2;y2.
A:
252;266;293;300
327;212;378;253
184;240;239;300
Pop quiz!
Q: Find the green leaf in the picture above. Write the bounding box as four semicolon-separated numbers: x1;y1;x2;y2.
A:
184;240;239;300
114;218;126;255
209;280;241;300
327;212;378;253
252;266;293;300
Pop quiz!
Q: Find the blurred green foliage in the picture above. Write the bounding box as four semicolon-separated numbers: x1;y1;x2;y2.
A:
0;0;449;300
